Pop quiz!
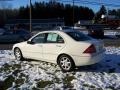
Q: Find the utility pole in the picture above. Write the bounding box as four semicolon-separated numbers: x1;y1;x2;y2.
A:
73;0;74;26
29;0;32;32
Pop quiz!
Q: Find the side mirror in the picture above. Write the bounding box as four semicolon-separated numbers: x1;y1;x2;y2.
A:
27;41;34;44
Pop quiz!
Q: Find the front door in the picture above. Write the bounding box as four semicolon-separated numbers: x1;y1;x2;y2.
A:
23;33;46;60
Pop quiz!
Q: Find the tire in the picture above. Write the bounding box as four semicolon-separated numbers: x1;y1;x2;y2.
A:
14;48;24;61
57;55;75;72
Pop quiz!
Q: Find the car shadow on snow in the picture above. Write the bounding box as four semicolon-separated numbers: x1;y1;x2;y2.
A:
74;54;120;73
11;52;120;73
20;54;120;73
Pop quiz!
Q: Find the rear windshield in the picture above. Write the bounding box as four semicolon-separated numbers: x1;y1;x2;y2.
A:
66;31;91;41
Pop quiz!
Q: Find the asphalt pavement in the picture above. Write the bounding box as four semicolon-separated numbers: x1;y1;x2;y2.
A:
0;44;13;50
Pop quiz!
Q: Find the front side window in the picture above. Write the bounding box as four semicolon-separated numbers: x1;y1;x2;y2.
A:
32;33;46;43
46;33;64;43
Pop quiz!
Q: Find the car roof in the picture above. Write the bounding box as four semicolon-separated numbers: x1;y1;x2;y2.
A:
39;29;77;34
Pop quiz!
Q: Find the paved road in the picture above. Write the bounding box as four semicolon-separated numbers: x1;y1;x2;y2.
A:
0;44;13;50
103;39;120;47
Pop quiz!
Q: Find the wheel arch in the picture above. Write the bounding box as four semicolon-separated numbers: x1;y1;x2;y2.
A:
57;53;75;65
14;47;23;56
14;47;20;52
14;47;24;60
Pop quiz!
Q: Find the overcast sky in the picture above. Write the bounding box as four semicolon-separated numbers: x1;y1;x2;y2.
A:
0;0;120;12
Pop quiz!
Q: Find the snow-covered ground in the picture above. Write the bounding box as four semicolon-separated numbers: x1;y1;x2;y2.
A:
0;47;120;89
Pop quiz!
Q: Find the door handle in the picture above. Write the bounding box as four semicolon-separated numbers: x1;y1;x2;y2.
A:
56;45;61;47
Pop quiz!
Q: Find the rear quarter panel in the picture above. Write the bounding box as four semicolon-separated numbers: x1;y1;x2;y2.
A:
59;41;91;57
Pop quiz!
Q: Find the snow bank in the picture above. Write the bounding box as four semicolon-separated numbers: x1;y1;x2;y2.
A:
0;47;120;89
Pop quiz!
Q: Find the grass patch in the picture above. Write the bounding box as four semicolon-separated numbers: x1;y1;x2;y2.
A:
19;73;27;78
12;70;21;76
107;86;116;90
32;87;40;90
12;64;21;70
15;78;25;85
54;77;61;84
83;84;102;90
37;80;53;88
0;75;15;90
63;76;75;88
0;63;21;74
0;63;12;72
14;78;25;88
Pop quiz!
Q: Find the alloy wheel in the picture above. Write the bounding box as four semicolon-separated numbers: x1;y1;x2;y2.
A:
59;56;72;71
14;48;22;60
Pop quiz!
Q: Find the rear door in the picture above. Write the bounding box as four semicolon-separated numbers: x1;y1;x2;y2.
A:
23;33;46;60
43;33;65;63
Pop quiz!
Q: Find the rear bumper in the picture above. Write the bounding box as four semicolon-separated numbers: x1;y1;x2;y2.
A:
71;51;104;66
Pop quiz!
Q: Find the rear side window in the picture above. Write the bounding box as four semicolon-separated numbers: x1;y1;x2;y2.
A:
66;31;91;41
47;33;58;42
46;33;64;43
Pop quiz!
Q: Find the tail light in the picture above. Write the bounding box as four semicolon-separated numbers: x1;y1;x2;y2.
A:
83;44;96;53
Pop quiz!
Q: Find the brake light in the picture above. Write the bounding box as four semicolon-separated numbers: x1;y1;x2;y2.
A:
83;44;96;53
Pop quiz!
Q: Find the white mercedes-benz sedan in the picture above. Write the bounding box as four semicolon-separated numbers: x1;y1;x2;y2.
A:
13;30;104;72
